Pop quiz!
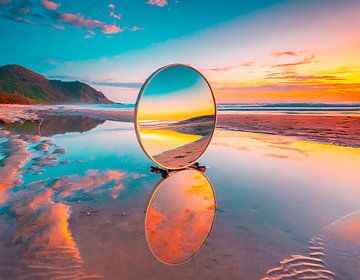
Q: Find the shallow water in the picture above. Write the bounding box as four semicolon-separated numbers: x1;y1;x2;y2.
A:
0;117;359;279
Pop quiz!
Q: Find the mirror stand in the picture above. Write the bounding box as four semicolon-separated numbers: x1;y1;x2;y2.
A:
150;162;207;178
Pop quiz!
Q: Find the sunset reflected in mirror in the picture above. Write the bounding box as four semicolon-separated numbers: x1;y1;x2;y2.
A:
145;169;216;265
135;64;216;169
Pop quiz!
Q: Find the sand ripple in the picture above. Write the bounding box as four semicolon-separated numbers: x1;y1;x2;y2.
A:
263;211;360;279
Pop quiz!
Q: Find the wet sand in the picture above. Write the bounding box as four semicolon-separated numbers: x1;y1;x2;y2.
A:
217;113;360;148
38;107;134;122
0;105;133;124
153;136;210;168
0;105;360;279
0;105;39;124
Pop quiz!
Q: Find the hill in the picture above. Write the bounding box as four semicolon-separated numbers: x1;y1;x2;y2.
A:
0;64;113;104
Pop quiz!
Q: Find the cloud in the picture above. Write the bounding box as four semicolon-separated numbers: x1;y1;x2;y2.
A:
265;72;345;81
273;53;316;68
0;0;40;26
102;24;122;34
58;12;102;28
52;24;65;30
216;83;334;93
263;153;290;159
146;0;168;7
110;10;121;19
108;3;121;19
0;13;38;26
128;25;143;31
0;0;124;36
57;12;122;34
91;81;143;88
46;75;142;89
272;51;298;57
205;61;255;72
5;0;33;16
40;0;60;10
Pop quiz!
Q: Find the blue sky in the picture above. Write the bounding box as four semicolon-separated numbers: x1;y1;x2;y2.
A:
0;0;281;68
1;0;359;103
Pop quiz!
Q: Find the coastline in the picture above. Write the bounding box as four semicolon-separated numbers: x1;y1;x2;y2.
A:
1;105;359;148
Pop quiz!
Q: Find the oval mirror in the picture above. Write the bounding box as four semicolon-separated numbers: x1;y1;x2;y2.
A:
145;169;216;265
135;64;216;170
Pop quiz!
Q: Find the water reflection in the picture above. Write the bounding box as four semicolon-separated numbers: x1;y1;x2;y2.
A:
4;115;105;137
135;64;216;169
145;169;216;265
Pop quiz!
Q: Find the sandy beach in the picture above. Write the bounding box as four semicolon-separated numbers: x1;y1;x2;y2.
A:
1;105;359;148
217;113;360;148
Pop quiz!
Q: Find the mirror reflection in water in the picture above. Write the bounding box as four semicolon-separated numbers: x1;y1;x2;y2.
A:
145;169;216;265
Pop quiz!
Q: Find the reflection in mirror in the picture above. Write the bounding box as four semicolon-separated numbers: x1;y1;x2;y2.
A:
145;169;216;265
135;64;216;169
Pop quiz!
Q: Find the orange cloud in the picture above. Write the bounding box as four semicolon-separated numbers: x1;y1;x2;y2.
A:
265;72;345;81
102;24;122;34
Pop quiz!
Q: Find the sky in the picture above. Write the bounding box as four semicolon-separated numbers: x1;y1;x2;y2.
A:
0;0;359;103
138;65;215;121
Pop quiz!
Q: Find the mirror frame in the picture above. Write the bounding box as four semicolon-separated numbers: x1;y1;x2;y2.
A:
134;64;217;170
144;169;217;265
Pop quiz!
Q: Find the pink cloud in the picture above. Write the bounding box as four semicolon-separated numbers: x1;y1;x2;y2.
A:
41;0;60;10
0;0;11;4
110;11;121;19
59;13;102;28
146;0;168;7
52;25;65;30
84;34;92;39
58;12;122;34
273;53;316;68
108;3;121;19
272;51;298;57
102;24;122;34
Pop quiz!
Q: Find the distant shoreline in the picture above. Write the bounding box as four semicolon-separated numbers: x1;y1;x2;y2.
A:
0;104;359;148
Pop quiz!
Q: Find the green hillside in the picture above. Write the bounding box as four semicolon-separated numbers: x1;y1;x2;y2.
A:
0;64;113;104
